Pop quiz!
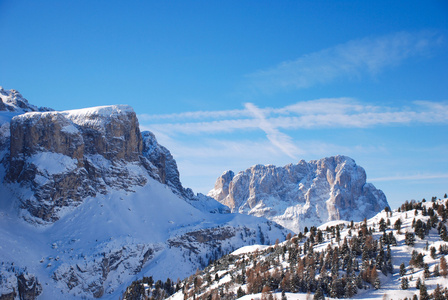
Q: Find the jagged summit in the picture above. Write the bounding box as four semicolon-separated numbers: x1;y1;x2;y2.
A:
0;86;53;113
208;155;389;233
0;86;37;113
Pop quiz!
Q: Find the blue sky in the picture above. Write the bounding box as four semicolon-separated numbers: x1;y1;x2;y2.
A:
1;0;447;208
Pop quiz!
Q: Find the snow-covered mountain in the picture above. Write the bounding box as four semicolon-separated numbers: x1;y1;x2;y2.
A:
133;196;448;300
0;87;49;113
208;156;389;233
0;87;289;299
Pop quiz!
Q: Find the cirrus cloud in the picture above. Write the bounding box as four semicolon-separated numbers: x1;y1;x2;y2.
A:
245;31;444;94
140;98;448;160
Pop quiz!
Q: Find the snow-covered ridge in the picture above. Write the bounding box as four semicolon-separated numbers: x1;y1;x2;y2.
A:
0;86;39;113
0;87;48;126
63;105;135;131
63;104;134;117
14;104;135;131
14;104;133;118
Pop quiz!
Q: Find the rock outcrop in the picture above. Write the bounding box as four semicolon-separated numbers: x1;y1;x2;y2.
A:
0;263;42;300
140;131;229;213
52;243;163;298
208;155;389;233
5;105;148;223
0;87;38;113
141;131;184;196
1;96;227;223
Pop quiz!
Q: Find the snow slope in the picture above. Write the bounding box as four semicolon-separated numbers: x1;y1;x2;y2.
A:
0;159;288;299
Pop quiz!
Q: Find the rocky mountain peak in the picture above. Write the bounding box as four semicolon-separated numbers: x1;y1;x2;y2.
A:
208;155;389;233
4;105;147;223
208;170;235;203
0;87;226;224
0;87;39;113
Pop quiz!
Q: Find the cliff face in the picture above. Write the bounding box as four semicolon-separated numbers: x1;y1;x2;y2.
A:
141;131;183;196
0;264;42;300
208;155;389;233
2;99;227;224
5;106;148;223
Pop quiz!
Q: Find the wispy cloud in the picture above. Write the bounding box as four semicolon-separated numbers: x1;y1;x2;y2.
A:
244;103;300;159
370;173;448;182
142;99;448;135
140;98;448;166
138;108;250;122
139;98;448;199
245;31;444;94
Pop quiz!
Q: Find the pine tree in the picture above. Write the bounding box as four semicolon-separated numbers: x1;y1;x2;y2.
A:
369;265;378;285
419;281;429;300
423;263;430;278
345;278;357;298
280;271;291;292
432;284;444;300
440;256;448;277
399;262;406;276
379;218;387;232
430;246;437;259
336;226;341;243
330;277;344;298
410;251;424;268
441;225;448;241
439;256;448;278
237;287;245;298
401;277;409;290
313;286;324;300
373;277;381;290
405;232;415;246
356;273;363;289
416;277;422;290
434;264;440;277
261;286;272;300
386;257;393;274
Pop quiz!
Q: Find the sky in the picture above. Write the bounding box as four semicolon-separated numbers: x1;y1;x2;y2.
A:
1;0;447;209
